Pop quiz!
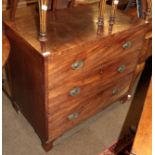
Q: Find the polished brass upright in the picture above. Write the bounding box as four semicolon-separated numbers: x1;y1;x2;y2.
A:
98;0;106;26
38;0;48;41
108;0;119;32
109;0;119;25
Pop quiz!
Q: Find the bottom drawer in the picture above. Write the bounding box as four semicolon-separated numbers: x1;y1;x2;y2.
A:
48;73;133;140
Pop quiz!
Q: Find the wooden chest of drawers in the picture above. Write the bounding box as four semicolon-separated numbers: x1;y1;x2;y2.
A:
3;4;151;151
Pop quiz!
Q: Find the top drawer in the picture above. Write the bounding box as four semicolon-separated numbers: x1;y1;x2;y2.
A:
48;28;145;90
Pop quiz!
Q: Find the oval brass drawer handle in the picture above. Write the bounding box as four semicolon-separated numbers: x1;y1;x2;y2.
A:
112;87;120;95
122;41;132;49
69;87;81;96
117;65;126;73
71;60;84;70
68;112;79;121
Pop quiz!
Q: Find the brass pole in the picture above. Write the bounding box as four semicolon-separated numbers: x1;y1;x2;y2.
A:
109;0;119;32
109;0;119;25
98;0;106;26
38;0;48;41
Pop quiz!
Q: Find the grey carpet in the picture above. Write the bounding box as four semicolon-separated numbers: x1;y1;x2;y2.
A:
2;91;140;155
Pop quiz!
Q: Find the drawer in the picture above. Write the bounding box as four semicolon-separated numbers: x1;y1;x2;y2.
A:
48;74;133;140
48;51;138;112
48;27;145;90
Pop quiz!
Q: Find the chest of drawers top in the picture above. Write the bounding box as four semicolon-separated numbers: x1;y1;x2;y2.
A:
3;3;148;54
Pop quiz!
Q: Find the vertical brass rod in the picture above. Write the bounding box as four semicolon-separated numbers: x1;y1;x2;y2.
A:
109;0;119;25
109;0;119;33
38;0;48;41
98;0;106;26
10;0;19;21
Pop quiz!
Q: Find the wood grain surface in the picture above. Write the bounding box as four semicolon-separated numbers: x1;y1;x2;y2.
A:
3;4;149;53
2;33;10;67
48;52;139;112
5;28;49;143
47;27;146;89
48;73;133;140
131;80;152;155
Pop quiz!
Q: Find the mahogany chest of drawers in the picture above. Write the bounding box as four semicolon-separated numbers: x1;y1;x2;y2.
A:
3;4;151;151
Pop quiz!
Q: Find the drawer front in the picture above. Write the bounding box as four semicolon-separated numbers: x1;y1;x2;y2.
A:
48;51;138;112
48;74;133;140
48;28;145;90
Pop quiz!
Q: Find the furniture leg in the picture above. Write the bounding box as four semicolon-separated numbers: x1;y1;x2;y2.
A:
42;141;54;152
120;94;132;104
119;63;145;105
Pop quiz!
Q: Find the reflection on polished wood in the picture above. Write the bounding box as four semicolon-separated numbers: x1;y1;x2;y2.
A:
3;4;149;54
2;33;10;67
131;80;152;155
98;0;106;26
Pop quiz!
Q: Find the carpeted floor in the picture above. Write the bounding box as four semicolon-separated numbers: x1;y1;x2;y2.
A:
3;90;141;155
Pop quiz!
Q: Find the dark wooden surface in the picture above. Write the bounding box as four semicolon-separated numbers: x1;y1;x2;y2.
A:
131;80;152;155
2;33;10;67
5;28;49;143
3;4;151;151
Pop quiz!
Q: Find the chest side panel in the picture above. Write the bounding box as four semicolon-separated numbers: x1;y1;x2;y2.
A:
5;27;49;142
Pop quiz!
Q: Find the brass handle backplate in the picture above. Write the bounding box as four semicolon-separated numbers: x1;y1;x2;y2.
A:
117;65;126;73
68;112;79;121
71;60;84;70
122;41;132;49
69;87;81;96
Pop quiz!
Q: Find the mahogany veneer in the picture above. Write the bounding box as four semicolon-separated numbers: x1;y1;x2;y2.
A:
3;4;151;151
2;33;10;67
131;80;152;155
